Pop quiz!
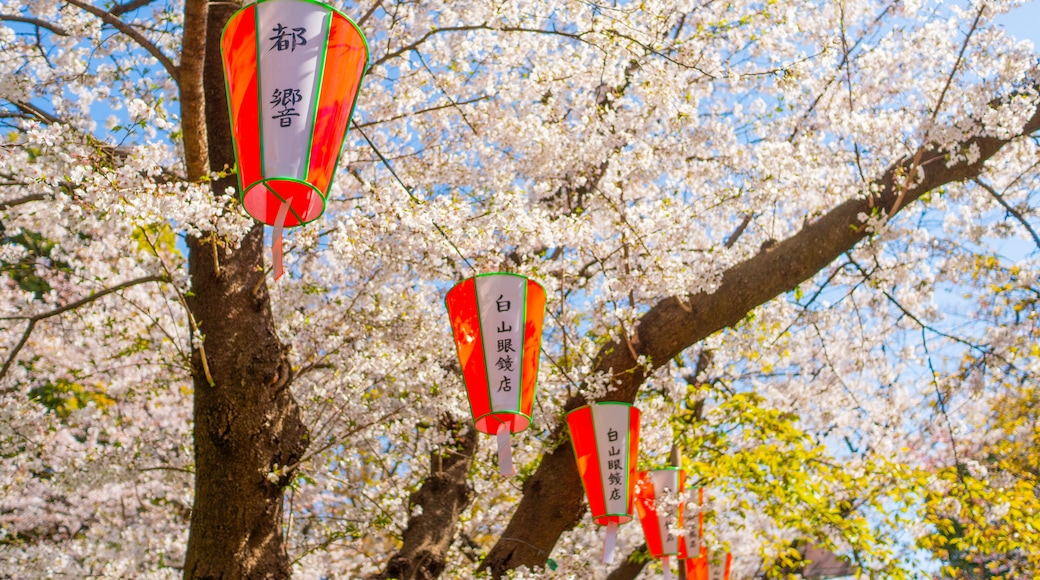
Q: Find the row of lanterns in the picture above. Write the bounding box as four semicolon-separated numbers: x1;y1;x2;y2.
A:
446;273;732;579
219;2;729;575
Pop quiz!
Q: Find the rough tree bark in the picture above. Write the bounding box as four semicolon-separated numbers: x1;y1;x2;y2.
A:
179;0;310;577
604;545;650;580
375;420;478;580
476;91;1040;577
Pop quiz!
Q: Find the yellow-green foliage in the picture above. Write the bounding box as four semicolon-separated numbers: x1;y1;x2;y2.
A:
674;388;927;578
28;378;116;419
918;387;1040;579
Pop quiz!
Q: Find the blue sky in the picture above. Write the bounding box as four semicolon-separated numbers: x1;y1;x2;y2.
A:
995;1;1040;46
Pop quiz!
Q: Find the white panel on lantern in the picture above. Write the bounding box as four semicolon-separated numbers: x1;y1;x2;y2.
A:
591;403;631;516
685;493;702;556
707;553;728;580
257;0;329;180
476;275;526;412
651;470;681;554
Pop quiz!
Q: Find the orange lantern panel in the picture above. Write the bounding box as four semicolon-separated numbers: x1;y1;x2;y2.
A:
566;402;641;564
687;551;732;580
445;273;546;476
635;468;686;556
635;468;686;579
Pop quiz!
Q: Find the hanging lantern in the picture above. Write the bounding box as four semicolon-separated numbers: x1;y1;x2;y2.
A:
221;0;368;279
635;468;686;579
686;550;732;580
679;486;705;560
444;273;546;476
565;402;641;564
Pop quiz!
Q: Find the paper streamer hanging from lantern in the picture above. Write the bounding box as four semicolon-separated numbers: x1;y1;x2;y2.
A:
221;0;368;279
635;468;686;580
566;402;641;564
686;549;732;580
445;273;546;476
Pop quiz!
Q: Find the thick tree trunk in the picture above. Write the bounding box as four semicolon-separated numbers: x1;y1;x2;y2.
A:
180;1;310;577
479;94;1040;577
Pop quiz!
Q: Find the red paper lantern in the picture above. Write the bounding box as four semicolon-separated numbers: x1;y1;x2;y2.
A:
221;0;368;278
566;402;641;564
445;273;546;476
635;468;686;579
679;486;705;560
686;550;732;580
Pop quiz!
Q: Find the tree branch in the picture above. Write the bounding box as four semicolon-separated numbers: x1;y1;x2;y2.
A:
355;95;490;129
109;0;156;17
356;0;383;28
0;193;46;210
479;83;1040;577
0;275;168;385
178;0;208;180
10;101;62;125
374;419;478;580
64;0;179;82
0;14;69;35
605;544;650;580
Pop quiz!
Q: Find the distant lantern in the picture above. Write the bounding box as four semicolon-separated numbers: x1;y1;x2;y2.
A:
444;273;546;476
566;402;641;564
221;0;368;279
680;486;705;561
635;468;686;579
686;550;732;580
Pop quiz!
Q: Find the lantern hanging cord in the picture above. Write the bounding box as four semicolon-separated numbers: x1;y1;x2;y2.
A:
353;122;475;274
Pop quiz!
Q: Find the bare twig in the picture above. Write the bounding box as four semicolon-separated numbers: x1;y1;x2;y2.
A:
355;95;490;129
974;178;1040;251
413;50;480;136
356;0;383;27
138;231;215;387
724;213;753;248
0;275;167;385
274;405;406;477
64;0;179;82
886;5;984;220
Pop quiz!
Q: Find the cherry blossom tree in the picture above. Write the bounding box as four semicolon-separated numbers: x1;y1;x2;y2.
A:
2;0;1039;578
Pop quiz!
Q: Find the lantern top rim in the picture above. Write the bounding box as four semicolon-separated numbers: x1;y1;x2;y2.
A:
564;400;637;419
220;0;371;65
449;271;546;290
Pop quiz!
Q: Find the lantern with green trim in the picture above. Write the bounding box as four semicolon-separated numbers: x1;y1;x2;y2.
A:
635;468;686;579
444;273;547;476
566;402;641;564
686;549;732;580
221;0;368;279
680;486;705;560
